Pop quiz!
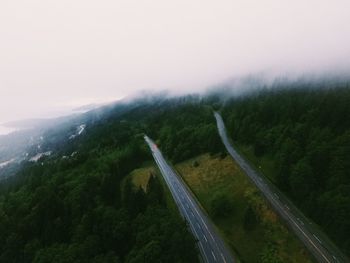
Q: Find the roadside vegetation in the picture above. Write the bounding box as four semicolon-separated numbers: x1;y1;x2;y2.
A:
130;164;155;192
1;81;349;262
176;153;312;263
130;165;181;214
145;101;223;163
220;84;350;255
0;105;199;263
0;95;222;263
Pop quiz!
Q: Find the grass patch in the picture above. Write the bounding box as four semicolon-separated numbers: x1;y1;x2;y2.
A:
129;163;179;214
175;153;313;263
130;165;154;191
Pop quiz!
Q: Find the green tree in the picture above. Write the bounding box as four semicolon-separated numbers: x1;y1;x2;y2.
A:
211;194;234;218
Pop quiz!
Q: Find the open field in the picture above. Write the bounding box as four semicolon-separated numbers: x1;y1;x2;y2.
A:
175;153;313;263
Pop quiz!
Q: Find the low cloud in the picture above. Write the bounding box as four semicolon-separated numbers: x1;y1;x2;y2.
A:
0;0;349;122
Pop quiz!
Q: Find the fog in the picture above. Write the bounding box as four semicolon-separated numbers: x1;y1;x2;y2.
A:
1;0;350;125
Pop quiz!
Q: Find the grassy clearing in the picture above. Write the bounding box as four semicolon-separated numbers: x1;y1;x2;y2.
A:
130;165;155;191
175;153;313;263
129;163;179;213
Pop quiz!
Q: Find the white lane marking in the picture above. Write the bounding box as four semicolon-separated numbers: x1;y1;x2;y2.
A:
288;216;330;262
211;250;216;261
187;197;213;236
177;178;227;260
215;119;334;263
203;234;208;242
175;186;220;260
211;251;217;261
198;242;210;263
221;253;227;263
183;196;213;229
149;149;211;262
147;138;232;263
313;234;322;244
269;193;331;263
174;187;210;263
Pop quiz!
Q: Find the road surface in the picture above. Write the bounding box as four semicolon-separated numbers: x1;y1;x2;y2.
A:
214;112;348;263
145;135;235;263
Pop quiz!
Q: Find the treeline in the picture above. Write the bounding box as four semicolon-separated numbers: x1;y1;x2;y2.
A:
221;85;350;254
0;109;199;262
145;101;223;162
95;96;224;163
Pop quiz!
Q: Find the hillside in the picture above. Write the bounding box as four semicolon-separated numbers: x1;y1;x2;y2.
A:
0;81;349;262
220;83;350;255
0;98;202;263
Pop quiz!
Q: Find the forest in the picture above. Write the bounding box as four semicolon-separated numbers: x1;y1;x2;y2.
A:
221;83;350;254
0;99;204;263
1;81;350;261
144;101;223;162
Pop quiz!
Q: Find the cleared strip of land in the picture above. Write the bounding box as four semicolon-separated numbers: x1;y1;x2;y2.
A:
176;153;312;263
215;112;348;263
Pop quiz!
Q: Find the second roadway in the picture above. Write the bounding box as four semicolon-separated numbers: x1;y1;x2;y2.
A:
214;112;347;263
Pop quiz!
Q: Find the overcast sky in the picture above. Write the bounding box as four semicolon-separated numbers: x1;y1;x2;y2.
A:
1;0;350;124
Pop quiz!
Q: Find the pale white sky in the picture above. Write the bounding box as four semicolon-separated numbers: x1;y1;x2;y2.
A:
1;0;350;123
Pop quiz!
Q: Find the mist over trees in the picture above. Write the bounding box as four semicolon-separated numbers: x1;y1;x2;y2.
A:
0;99;202;263
0;77;350;260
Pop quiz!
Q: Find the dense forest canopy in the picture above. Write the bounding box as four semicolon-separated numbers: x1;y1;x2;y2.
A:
0;98;209;263
1;79;350;261
221;84;350;254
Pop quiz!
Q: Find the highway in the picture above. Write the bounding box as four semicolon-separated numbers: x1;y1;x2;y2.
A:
144;135;235;263
214;112;348;263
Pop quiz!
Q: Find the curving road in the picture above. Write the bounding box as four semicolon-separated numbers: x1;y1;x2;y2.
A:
144;135;235;263
214;112;348;263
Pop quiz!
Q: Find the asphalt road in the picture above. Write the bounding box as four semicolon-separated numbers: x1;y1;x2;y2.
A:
214;112;348;263
144;135;235;263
